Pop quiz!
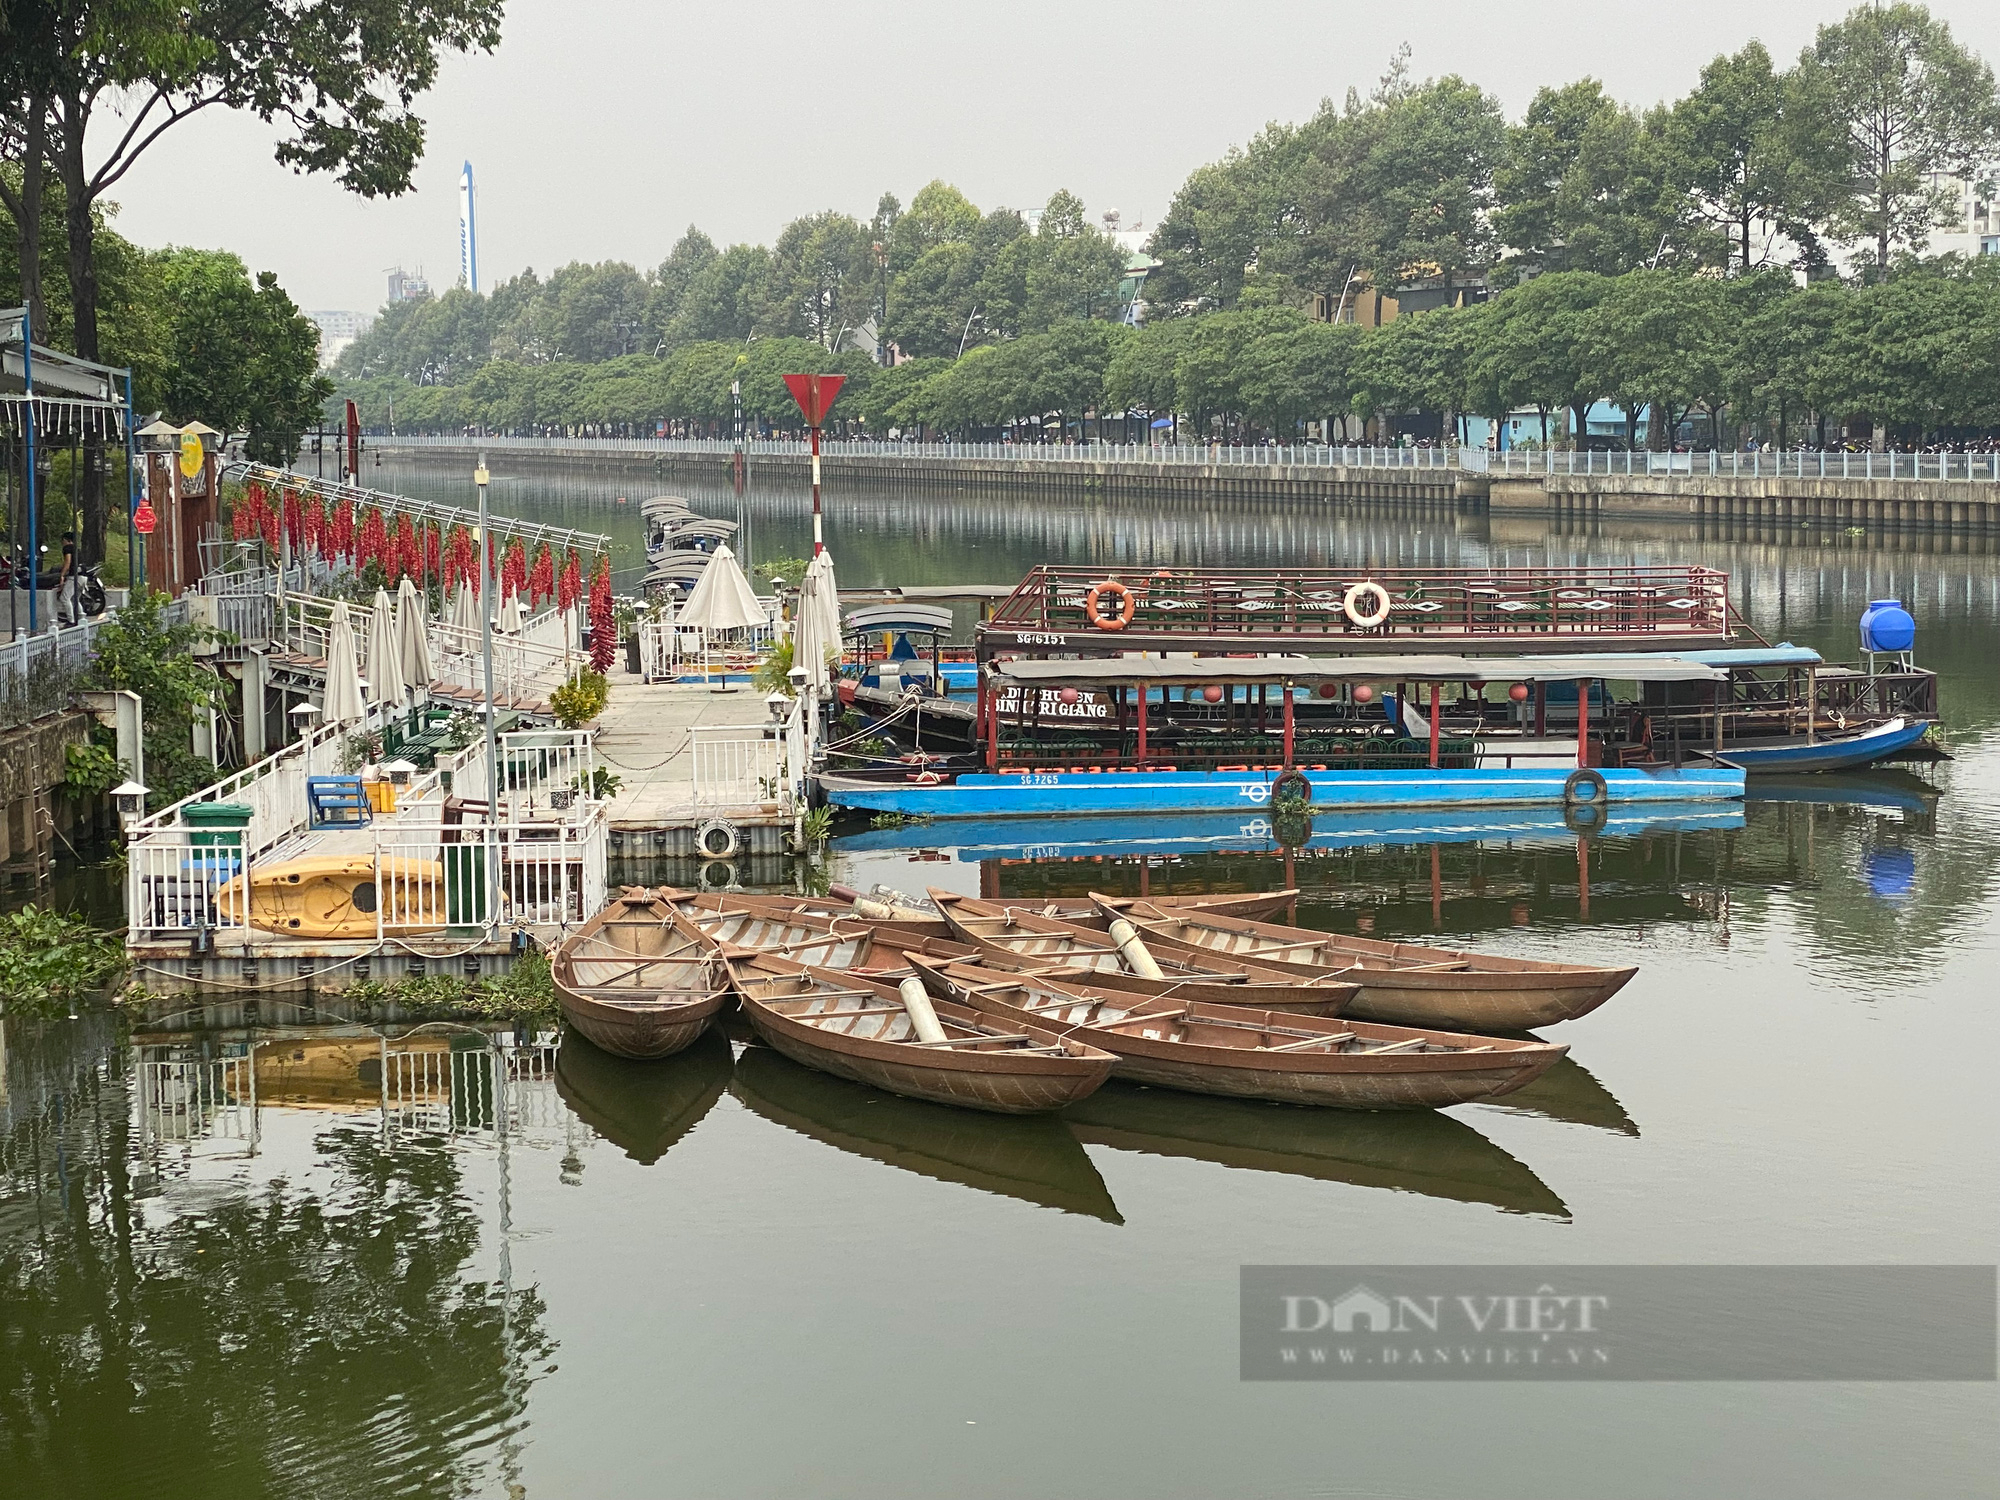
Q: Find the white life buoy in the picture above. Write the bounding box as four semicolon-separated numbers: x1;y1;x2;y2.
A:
695;818;740;859
1343;580;1392;628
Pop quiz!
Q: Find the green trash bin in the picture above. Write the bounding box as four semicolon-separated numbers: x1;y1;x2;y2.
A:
444;844;489;927
182;801;255;848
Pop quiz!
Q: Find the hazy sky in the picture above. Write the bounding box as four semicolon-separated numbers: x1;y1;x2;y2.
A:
106;0;2000;313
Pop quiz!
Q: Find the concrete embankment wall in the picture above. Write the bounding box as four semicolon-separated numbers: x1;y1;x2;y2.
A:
379;443;1486;511
1493;474;2000;531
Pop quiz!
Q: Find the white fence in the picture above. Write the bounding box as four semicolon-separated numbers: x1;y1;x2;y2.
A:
379;434;1465;469
126;807;609;939
1461;448;2000;481
691;723;785;812
378;432;2000;484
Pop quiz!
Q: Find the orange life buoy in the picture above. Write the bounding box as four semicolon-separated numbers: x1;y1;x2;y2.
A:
1085;579;1137;630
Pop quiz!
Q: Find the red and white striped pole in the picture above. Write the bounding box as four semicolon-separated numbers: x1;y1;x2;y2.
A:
810;419;824;556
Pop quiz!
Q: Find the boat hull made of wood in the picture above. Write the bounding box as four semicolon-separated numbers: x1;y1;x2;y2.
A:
913;961;1564;1110
552;893;731;1060
1087;896;1637;1032
729;956;1114;1114
932;898;1355;1015
820;765;1745;819
916;968;1560;1112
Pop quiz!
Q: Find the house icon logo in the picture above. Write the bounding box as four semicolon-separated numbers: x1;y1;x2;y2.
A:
1330;1285;1394;1332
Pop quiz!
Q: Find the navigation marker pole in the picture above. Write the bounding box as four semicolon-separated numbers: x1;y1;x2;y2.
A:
782;374;846;557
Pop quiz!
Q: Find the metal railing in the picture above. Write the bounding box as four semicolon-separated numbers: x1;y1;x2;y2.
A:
1472;448;2000;481
126;806;609;940
0;615;102;731
376;433;1465;469
691;724;786;813
374;432;2000;483
984;563;1734;644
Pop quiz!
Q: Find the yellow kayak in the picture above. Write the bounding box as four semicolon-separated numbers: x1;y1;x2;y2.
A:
221;855;449;938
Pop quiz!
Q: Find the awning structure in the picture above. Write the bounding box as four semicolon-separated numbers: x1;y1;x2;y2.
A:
845;602;955;635
992;653;1733;687
1676;646;1823;668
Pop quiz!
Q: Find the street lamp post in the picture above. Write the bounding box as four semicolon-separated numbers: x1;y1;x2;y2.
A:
476;455;500;934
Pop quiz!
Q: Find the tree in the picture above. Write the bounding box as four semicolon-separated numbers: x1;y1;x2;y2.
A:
667;244;770;346
23;0;503;564
1666;42;1845;272
1469;270;1613;442
1493;80;1681;279
645;227;718;352
1573;270;1728;449
1023;190;1126;330
1795;2;2000;273
762;210;872;347
1145;121;1310;314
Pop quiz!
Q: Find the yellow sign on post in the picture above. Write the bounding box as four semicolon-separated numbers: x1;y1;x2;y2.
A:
178;430;205;479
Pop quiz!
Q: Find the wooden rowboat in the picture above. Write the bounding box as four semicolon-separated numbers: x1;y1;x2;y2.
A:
1086;895;1636;1031
930;893;1356;1015
727;953;1115;1114
551;890;731;1059
672;891;975;971
909;958;1565;1110
663;885;1302;944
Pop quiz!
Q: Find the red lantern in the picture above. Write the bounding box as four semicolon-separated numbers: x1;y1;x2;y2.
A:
1058;687;1079;705
1353;683;1376;703
1202;685;1224;704
1317;682;1340;699
1509;682;1531;702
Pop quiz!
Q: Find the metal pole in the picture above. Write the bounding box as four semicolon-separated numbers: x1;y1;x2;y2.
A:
477;455;500;934
122;371;138;595
809;419;824;555
23;333;36;634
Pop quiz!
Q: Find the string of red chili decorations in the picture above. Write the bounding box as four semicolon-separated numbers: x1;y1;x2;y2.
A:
229;480;606;605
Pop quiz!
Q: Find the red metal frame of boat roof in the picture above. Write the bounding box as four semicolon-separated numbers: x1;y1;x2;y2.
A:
976;564;1738;658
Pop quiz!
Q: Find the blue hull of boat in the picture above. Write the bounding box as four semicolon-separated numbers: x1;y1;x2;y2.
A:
834;801;1746;858
823;765;1745;819
1722;718;1933;773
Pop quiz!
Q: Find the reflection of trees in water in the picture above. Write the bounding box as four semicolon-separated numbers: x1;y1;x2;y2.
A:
0;1025;551;1500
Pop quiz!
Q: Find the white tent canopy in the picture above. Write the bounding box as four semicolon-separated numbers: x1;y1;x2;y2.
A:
396;575;433;690
677;543;765;633
323;601;366;723
366;588;408;707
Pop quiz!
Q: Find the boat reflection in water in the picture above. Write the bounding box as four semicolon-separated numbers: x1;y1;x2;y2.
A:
729;1042;1123;1224
1476;1053;1639;1136
556;1027;734;1164
1062;1081;1569;1219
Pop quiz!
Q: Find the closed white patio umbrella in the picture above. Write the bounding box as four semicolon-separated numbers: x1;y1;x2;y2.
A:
323;601;366;724
367;588;407;708
449;580;477;641
397;575;433;690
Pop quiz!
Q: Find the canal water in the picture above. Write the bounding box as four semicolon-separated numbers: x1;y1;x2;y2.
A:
3;462;1996;1499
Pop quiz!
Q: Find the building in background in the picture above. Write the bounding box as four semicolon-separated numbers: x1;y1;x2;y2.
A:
386;266;430;304
458;161;479;293
308;310;374;367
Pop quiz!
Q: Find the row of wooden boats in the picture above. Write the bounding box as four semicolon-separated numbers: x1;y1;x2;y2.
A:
550;885;1638;1116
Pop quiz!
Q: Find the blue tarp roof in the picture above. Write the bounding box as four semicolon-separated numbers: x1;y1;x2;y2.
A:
1672;646;1824;668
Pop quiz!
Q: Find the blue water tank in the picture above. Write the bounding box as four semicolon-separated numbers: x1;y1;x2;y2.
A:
1859;599;1915;654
